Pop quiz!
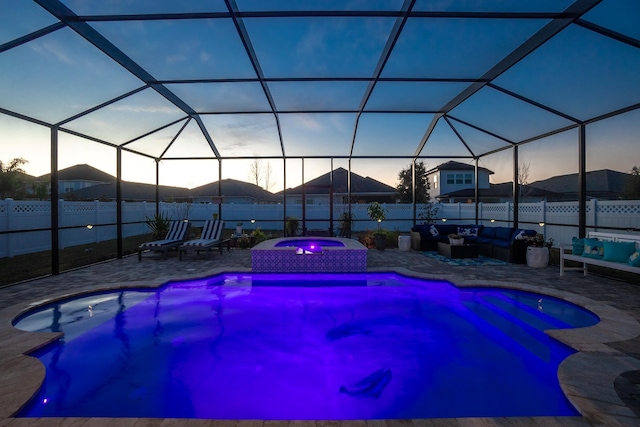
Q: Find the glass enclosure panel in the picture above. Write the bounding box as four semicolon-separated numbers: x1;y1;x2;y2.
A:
270;81;368;111
518;130;580;242
158;159;219;191
121;150;157;187
59;133;116;177
583;0;640;41
446;118;513;156
352;113;433;156
494;25;640;121
91;19;256;80
237;0;405;11
64;88;186;145
162;120;217;159
0;28;142;124
244;17;395;78
166;83;271;113
366;82;471;112
0;114;51;190
383;18;546;79
0;0;58;45
58;135;117;273
124;119;189;158
201;114;282;158
587;110;640;231
0;114;52;284
280;113;355;157
60;0;228;15
421;118;474;158
413;0;574;12
450;87;574;142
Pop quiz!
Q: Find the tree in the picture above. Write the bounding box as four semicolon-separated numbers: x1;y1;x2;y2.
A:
397;161;430;203
248;157;277;191
397;160;438;222
622;166;640;200
518;161;533;198
0;158;28;199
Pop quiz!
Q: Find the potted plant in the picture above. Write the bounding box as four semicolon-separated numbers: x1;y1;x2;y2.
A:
145;212;171;240
525;234;554;268
236;222;243;235
448;233;464;246
367;202;387;250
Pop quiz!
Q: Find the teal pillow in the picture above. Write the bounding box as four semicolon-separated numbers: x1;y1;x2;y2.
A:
630;251;640;267
571;237;584;256
603;241;636;263
582;238;604;258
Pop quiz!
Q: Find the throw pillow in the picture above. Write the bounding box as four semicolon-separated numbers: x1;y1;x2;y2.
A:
571;237;584;256
582;238;604;258
603;241;636;263
514;230;526;240
458;225;479;237
630;251;640;267
429;224;439;236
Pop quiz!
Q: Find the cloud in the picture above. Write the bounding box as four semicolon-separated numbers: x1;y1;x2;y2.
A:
31;40;74;65
107;104;178;114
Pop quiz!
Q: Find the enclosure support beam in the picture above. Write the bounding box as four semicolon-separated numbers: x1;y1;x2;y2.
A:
513;146;519;227
116;147;123;259
412;160;417;225
474;159;479;223
50;127;59;275
578;124;587;237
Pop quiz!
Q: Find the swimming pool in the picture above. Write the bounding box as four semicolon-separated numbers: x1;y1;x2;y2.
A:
13;272;599;420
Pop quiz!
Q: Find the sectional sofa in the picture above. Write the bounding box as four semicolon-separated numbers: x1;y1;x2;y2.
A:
410;223;537;263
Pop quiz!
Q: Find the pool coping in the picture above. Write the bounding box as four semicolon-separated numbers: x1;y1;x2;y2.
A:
1;265;639;427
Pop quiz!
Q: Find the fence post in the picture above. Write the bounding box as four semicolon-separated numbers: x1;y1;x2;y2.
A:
57;199;65;249
6;198;14;258
93;200;100;243
506;201;511;224
590;199;598;230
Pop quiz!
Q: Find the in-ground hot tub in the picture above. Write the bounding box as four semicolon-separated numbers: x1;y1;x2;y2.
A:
252;237;368;272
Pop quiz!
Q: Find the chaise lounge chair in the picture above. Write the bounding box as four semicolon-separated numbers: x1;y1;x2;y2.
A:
138;220;191;261
179;219;229;260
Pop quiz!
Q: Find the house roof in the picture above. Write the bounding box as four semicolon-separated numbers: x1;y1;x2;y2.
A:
529;169;629;196
190;179;281;202
438;182;558;200
37;164;114;183
67;181;191;201
280;167;397;196
426;161;494;175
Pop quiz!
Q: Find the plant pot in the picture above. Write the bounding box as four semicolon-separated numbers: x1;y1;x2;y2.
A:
526;246;549;268
374;233;386;251
449;237;464;246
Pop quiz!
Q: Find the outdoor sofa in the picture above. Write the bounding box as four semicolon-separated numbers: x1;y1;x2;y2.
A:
410;223;536;263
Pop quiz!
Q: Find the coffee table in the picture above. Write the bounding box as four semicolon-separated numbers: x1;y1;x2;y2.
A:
437;242;479;259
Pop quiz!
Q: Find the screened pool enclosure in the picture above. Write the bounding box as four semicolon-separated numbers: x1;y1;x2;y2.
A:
1;0;639;276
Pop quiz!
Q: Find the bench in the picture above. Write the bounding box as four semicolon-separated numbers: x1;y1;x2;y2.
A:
559;232;640;276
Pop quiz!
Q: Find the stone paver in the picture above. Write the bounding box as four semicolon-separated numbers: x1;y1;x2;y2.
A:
1;248;639;427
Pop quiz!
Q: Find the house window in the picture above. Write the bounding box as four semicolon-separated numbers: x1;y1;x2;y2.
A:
433;175;437;189
464;173;472;184
455;174;463;184
446;174;454;184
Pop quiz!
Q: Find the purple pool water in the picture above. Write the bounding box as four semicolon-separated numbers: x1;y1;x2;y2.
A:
14;273;598;420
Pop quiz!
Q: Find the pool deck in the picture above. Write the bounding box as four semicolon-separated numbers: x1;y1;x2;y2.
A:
1;247;640;427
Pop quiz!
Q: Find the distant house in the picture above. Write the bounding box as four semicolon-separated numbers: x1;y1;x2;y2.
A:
66;181;191;202
190;179;281;204
279;167;397;205
37;164;114;195
439;182;560;203
426;161;492;201
529;169;630;201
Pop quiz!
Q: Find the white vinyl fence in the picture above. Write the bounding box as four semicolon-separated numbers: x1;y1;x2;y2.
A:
1;198;639;258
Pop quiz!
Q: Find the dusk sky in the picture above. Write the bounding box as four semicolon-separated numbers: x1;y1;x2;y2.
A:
1;0;639;191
